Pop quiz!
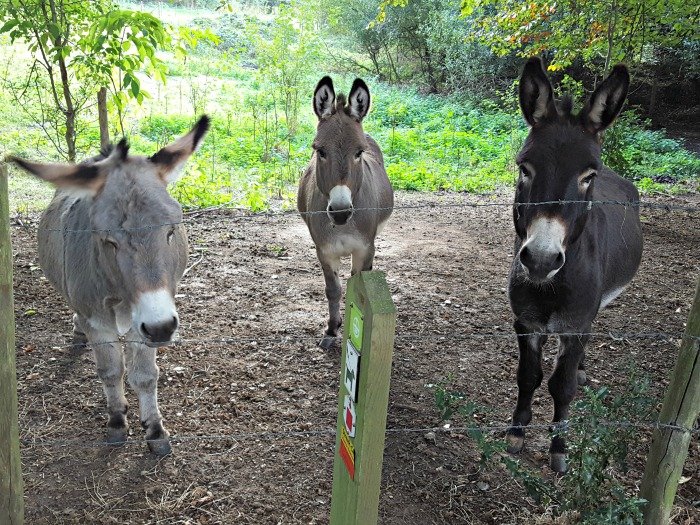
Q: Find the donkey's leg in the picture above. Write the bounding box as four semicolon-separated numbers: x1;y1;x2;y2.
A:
506;320;547;453
318;249;342;349
125;341;170;455
72;313;88;348
577;354;588;386
547;333;589;473
351;243;375;276
84;323;128;445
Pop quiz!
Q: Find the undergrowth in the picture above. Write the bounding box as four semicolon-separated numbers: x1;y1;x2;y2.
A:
432;370;654;524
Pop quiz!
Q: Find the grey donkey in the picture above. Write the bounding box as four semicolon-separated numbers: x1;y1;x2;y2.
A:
298;77;394;348
9;116;210;455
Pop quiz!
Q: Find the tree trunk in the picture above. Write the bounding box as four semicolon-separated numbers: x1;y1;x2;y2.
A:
649;75;659;128
98;87;110;150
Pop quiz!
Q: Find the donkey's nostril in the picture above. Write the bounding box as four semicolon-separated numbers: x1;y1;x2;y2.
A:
519;246;564;281
328;205;354;225
141;317;178;343
519;246;534;268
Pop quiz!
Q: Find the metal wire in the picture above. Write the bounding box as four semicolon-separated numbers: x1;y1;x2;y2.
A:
19;420;698;450
14;330;699;352
10;199;700;234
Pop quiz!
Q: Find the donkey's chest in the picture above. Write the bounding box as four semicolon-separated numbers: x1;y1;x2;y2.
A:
321;229;367;257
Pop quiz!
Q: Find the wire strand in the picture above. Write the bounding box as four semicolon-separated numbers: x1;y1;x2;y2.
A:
15;330;699;352
19;420;698;449
10;199;700;234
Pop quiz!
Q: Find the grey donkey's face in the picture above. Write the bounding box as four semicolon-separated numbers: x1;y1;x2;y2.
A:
312;77;371;226
10;116;211;346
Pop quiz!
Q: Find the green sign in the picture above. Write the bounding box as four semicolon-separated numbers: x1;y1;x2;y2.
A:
349;302;363;351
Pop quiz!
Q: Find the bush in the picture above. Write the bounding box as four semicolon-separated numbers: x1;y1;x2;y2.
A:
603;111;700;183
432;369;653;523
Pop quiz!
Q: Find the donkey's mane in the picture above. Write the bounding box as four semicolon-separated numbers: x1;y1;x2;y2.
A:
554;95;579;125
335;93;348;113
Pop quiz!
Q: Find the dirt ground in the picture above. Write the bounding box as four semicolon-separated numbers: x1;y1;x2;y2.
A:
10;190;700;524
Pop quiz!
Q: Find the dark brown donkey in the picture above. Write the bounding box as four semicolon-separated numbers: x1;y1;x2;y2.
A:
298;77;394;348
505;58;643;472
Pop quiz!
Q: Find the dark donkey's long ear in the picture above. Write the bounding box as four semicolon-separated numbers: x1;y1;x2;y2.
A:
313;76;336;120
519;57;556;126
580;65;629;133
149;115;210;183
348;78;370;121
7;156;106;193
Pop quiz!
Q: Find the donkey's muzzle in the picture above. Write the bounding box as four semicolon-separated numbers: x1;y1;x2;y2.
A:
519;245;565;282
141;317;178;346
327;205;354;225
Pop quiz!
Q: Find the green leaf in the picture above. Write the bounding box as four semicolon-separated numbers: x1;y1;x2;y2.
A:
47;22;61;41
0;19;20;33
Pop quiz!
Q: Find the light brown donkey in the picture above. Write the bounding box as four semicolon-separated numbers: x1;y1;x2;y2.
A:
298;77;394;348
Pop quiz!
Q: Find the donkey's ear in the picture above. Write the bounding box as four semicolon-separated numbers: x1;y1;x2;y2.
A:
348;78;370;121
8;156;106;192
519;57;556;126
149;115;210;184
313;76;335;120
581;65;629;133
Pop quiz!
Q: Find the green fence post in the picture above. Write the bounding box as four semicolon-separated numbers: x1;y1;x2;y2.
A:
330;271;396;525
640;276;700;524
0;164;24;524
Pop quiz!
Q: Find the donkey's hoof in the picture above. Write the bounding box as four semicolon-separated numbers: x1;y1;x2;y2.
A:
506;431;525;454
106;427;128;447
319;334;337;350
147;436;172;456
577;370;588;386
550;453;567;473
146;427;172;456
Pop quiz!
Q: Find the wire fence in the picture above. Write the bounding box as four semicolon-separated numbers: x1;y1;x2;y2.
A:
8;198;700;234
11;193;700;457
19;421;699;450
14;330;700;352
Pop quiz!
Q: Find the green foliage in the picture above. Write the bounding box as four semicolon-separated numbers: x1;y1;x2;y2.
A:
460;0;698;76
0;0;178;158
431;370;652;522
246;0;320;136
1;0;696;215
602;112;700;186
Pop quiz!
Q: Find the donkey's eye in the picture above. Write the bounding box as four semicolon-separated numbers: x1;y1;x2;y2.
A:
580;171;597;187
317;148;327;159
519;165;532;178
355;149;364;160
583;172;597;183
167;229;175;244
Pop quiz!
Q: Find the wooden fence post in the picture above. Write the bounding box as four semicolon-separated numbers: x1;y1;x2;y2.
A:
0;164;24;524
640;276;700;524
330;271;396;525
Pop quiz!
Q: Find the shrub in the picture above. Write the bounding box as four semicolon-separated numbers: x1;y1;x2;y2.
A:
431;369;652;523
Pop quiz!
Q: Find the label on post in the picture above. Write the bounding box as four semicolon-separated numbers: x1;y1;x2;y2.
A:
343;394;356;437
344;340;360;402
349;302;363;351
339;426;355;480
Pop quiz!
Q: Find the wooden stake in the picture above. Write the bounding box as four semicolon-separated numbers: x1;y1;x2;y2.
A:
0;164;24;524
330;271;396;525
640;276;700;524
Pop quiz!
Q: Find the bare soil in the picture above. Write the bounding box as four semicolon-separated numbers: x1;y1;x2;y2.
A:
11;191;700;524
